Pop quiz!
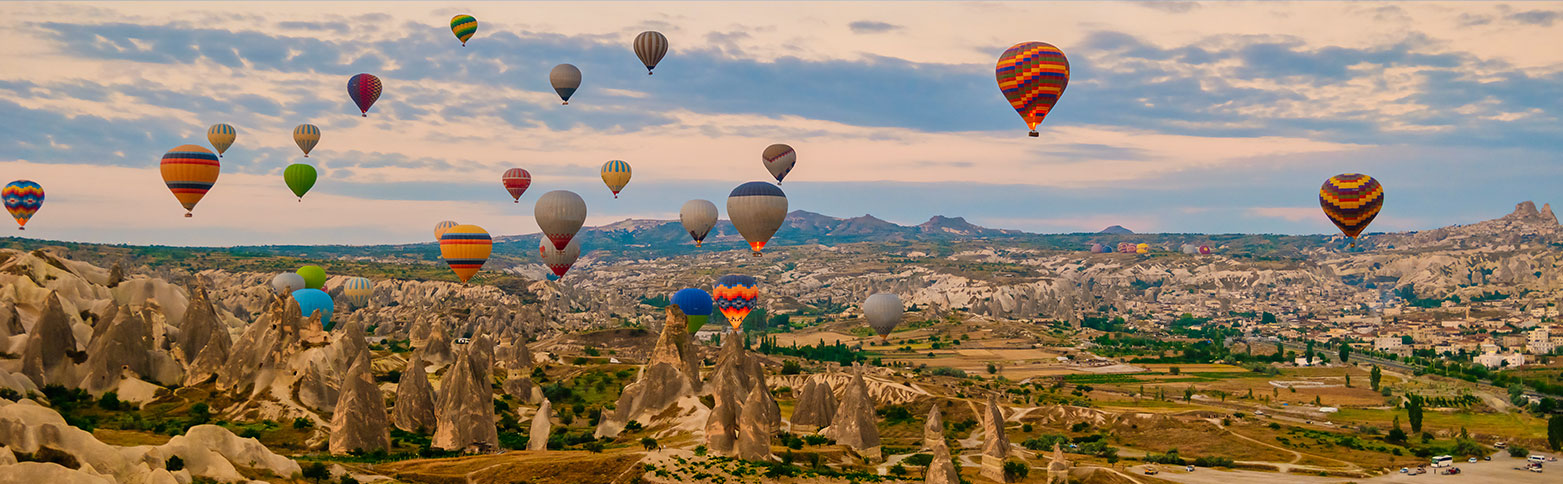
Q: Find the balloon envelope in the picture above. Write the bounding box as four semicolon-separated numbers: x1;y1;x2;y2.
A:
440;224;492;283
347;73;382;116
291;288;335;330
672;288;712;329
296;265;326;289
206;124;236;157
761;144;796;183
633;31;668;74
680;199;718;247
502;168;531;202
343;276;373;306
434;220;458;243
450;14;477;46
550;64;581;104
727;182;787;255
713;275;758;331
1199;245;1212;255
538;236;581;277
600;160;631;197
864;293;903;339
284;163;317;200
271;272;305;294
996;41;1070;136
3;180;43;229
1320;173;1383;244
160;145;220;217
293;124;320;157
535;190;587;250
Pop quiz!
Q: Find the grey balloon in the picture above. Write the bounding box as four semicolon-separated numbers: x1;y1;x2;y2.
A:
863;293;903;339
271;272;305;294
680;199;718;247
535;190;587;251
550;63;581;104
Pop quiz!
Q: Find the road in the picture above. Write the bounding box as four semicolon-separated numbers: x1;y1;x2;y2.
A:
1143;452;1556;484
1275;341;1551;400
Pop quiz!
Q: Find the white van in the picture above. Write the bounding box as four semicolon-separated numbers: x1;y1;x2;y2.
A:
1530;455;1546;464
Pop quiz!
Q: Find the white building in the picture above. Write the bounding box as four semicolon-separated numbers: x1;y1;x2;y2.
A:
1473;352;1525;369
1529;326;1555;355
1374;336;1403;352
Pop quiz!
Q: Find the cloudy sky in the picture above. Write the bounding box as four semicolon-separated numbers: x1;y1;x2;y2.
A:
1;1;1560;246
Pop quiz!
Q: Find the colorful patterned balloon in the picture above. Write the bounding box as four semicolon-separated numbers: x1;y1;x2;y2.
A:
440;224;492;283
293;124;320;157
347;73;382;117
600;160;631;198
433;220;458;243
502;168;531;202
160;145;220;217
996;41;1070;137
450;14;477;46
206;123;236;157
1320;173;1383;246
713;274;758;332
633;31;668;75
2;180;43;230
284;163;316;201
1199;245;1213;255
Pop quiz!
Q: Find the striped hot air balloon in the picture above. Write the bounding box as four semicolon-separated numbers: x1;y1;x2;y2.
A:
550;64;581;105
680;199;717;247
160;145;220;217
535;190;586;250
713;274;758;332
633;31;668;75
996;41;1070;137
293;124;320;157
450;14;478;46
347;73;382;117
600;160;631;198
761;144;796;183
2;180;43;230
502;168;531;202
343;276;373;306
1320;173;1384;247
727;182;787;255
538;236;581;277
206;123;236;157
433;220;458;243
440;224;492;283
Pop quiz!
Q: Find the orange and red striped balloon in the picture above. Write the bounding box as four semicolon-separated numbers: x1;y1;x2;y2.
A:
1320;173;1383;246
996;41;1070;137
160;145;220;217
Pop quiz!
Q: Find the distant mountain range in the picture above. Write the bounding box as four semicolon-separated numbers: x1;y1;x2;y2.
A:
1098;225;1134;235
495;210;1024;251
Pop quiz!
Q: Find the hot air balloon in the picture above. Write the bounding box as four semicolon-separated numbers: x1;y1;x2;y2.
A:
727;182;787;256
713;275;758;332
285;163;316;201
206;123;236;157
434;220;459;242
1181;244;1198;255
1088;243;1104;253
996;41;1070;137
538;236;581;277
271;272;305;294
1117;242;1134;253
535;190;586;250
1320;173;1383;248
293;124;320;157
1199;245;1212;255
672;288;712;329
550;64;581;105
347;73;382;117
864;293;903;342
1136;243;1149;254
440;224;492;283
633;31;668;75
343;276;373;306
160;145;220;218
450;14;477;46
3;180;42;230
297;265;326;290
502;168;531;202
600;160;631;198
680;199;717;247
761;144;796;183
291;288;335;330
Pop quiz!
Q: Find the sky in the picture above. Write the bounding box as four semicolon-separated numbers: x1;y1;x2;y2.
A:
1;1;1561;246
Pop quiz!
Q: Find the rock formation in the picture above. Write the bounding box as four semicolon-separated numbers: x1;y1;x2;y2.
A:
503;373;541;404
1;302;22;336
825;365;880;461
596;307;700;438
1045;442;1072;484
528;399;552;451
216;295;303;395
19;293;77;388
924;404;944;450
78;304;181;395
980;393;1010;482
328;351;389;455
704;384;740;457
925;437;960;484
432;333;498;452
708;332;763;398
180;285;232;386
789;378;837;433
736;384;775;460
392;354;437;433
419;321;454;369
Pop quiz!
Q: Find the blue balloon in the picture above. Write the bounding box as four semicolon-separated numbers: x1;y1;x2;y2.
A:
672;288;713;316
291;288;335;330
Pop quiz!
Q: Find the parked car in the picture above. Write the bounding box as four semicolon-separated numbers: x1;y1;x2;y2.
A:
1468;457;1478;463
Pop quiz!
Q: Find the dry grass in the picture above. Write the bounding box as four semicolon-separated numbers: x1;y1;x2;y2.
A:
376;450;645;484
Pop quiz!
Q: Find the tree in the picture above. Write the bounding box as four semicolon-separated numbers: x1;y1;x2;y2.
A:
1305;341;1315;362
1407;394;1424;434
1002;460;1029;481
1387;416;1407;444
1509;384;1529;407
1339;344;1350;363
1370;365;1382;391
1183;387;1194;403
641;437;659;451
301;462;331;483
1550;415;1563;451
1345;374;1352;388
1169;366;1181;375
986;362;998;375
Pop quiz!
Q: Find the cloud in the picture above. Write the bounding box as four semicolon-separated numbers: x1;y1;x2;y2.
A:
848;21;901;34
1248;206;1316;222
1507;10;1562;27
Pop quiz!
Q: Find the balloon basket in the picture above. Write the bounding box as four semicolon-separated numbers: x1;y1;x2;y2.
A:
16;227;23;231
361;114;367;117
184;213;193;218
751;250;763;257
513;200;518;203
562;101;569;105
695;242;702;248
1029;131;1039;137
